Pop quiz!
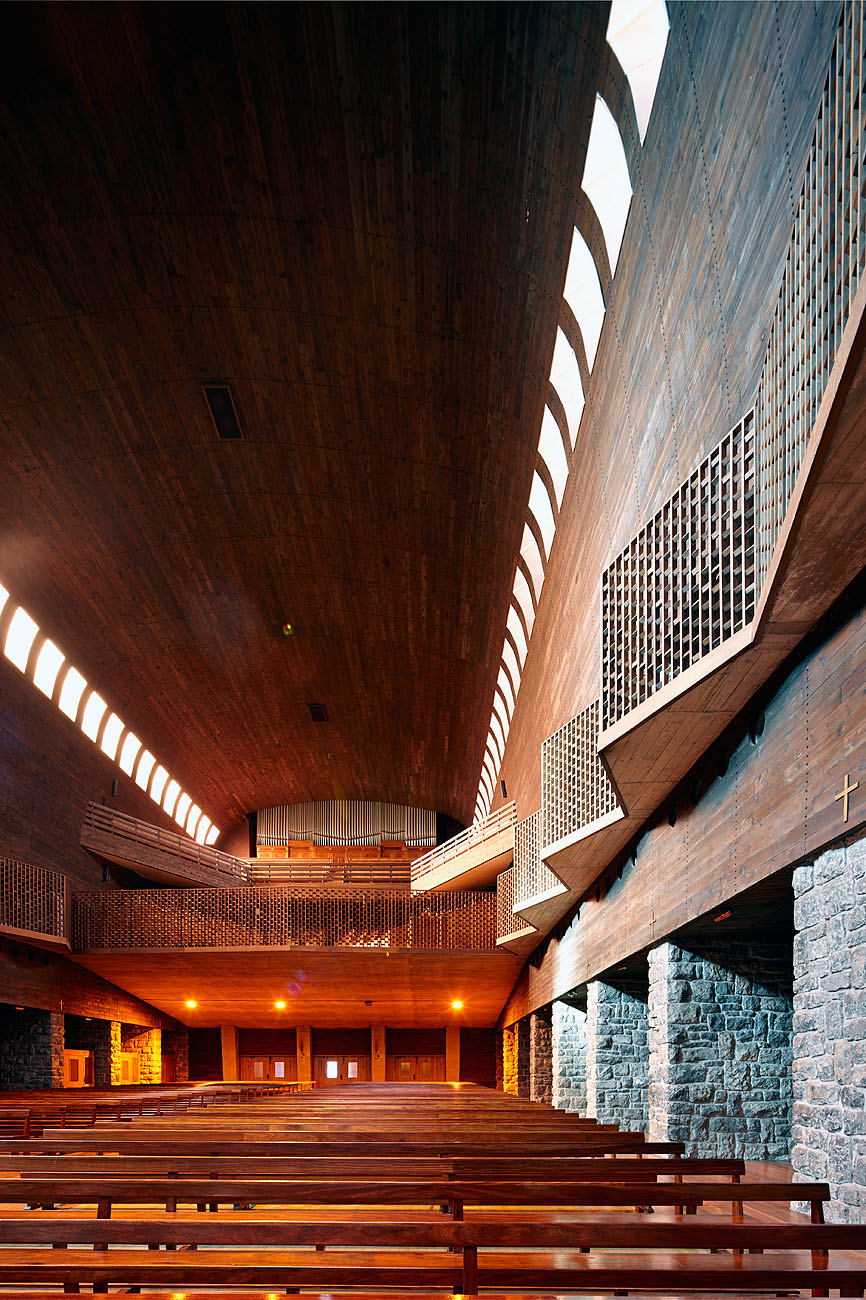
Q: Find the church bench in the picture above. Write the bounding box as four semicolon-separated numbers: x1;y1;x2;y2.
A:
0;1175;830;1221
0;1214;861;1295
8;1133;686;1159
0;1153;747;1183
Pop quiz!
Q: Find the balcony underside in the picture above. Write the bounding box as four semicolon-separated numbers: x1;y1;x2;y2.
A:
71;946;523;1028
411;828;514;893
495;925;538;956
81;823;247;890
512;883;572;932
548;275;866;898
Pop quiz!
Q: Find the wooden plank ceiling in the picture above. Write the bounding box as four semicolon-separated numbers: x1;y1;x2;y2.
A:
0;2;602;832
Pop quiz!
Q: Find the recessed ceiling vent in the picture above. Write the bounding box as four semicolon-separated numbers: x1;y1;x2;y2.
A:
203;383;243;439
307;702;328;723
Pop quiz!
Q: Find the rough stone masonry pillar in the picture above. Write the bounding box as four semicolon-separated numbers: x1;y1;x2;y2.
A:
122;1025;162;1083
516;1017;531;1098
792;832;866;1221
529;1006;553;1104
501;1024;517;1094
0;1007;63;1088
65;1015;115;1086
586;976;649;1129
552;997;587;1113
647;940;792;1158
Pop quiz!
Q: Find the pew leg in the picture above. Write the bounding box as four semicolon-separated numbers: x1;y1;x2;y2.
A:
62;1285;79;1294
462;1243;478;1296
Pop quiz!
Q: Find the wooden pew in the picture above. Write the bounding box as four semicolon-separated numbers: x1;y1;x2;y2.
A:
0;1213;863;1296
11;1133;686;1159
0;1153;747;1184
0;1174;830;1219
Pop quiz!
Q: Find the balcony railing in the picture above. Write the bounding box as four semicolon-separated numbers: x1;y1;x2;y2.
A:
82;802;249;886
512;810;562;908
756;0;866;588
601;412;756;732
410;802;516;884
249;860;411;886
0;859;68;942
73;885;497;951
541;700;621;854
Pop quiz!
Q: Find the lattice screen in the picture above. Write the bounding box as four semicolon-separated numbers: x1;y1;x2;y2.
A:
541;700;620;849
755;0;866;588
601;413;755;731
73;885;495;952
496;868;518;940
0;859;66;939
512;810;561;909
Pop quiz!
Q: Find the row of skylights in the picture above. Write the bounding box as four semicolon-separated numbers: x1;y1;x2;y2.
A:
0;583;220;846
475;0;669;821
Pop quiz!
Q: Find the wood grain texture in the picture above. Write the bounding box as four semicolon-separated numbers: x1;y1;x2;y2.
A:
0;1;607;845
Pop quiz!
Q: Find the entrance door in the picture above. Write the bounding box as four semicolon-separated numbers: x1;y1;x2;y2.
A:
313;1055;371;1086
240;1054;298;1082
63;1050;94;1088
119;1051;140;1084
386;1054;445;1082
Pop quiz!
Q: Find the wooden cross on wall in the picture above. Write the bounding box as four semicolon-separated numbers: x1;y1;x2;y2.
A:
835;773;860;822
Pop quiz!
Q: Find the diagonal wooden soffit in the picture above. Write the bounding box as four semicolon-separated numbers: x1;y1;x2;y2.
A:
0;2;604;832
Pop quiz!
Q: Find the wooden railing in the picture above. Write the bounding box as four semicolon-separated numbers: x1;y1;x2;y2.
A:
72;885;497;951
541;701;621;852
601;412;756;732
82;802;249;885
0;858;68;942
756;0;866;588
410;802;516;883
512;809;562;908
249;860;411;886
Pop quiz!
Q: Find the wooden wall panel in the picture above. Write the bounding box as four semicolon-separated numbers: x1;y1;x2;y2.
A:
459;1027;496;1087
501;586;866;1025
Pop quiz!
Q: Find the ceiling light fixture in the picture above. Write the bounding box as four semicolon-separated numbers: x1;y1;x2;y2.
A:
451;1000;464;1010
185;999;197;1009
274;1000;286;1009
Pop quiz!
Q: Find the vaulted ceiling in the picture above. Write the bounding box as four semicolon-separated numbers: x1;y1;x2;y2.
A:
0;2;605;834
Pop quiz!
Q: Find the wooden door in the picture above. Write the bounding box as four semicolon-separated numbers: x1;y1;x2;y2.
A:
314;1055;371;1085
161;1055;177;1083
240;1055;269;1081
63;1050;94;1088
386;1054;446;1081
119;1052;140;1084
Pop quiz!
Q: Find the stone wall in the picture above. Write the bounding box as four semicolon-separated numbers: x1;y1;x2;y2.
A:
501;1025;517;1095
552;998;587;1113
64;1014;115;1087
648;940;793;1158
586;977;648;1129
516;1018;531;1098
162;1028;190;1082
0;1006;63;1088
122;1024;162;1084
529;1007;552;1104
793;832;866;1221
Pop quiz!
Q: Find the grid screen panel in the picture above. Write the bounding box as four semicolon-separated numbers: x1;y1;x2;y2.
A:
601;413;755;731
541;700;620;849
755;0;866;588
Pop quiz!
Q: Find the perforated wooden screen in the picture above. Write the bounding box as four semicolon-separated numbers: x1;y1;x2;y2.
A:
513;810;560;909
601;413;755;731
541;700;620;850
0;859;67;939
72;885;496;951
755;0;866;588
496;868;517;940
